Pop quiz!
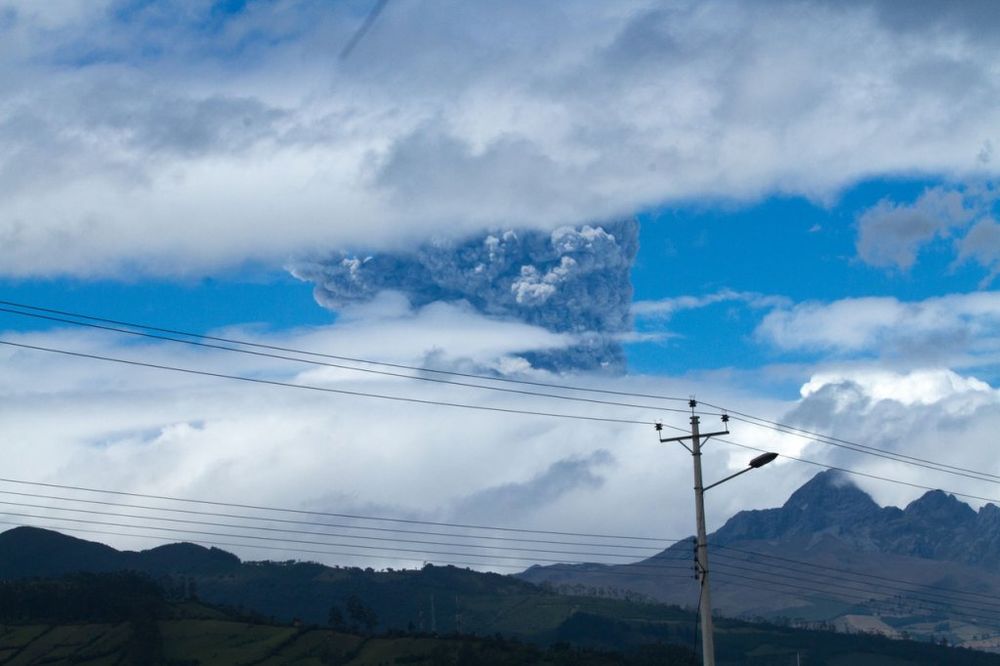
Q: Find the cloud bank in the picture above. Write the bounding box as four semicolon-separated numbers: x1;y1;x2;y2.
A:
0;0;998;277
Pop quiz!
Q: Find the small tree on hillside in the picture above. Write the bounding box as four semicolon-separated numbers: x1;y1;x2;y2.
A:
328;605;346;630
346;594;378;633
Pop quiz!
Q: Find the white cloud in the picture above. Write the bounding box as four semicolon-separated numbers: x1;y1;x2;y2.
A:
0;0;998;277
632;289;788;319
783;367;1000;509
755;291;1000;368
800;368;993;407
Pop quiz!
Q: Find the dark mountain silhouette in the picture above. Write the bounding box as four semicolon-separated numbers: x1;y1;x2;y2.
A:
0;526;123;576
0;526;240;579
0;525;539;629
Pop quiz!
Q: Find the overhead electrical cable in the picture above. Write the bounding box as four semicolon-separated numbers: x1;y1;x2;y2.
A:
711;564;1000;626
0;488;661;551
8;336;1000;527
8;512;997;628
710;546;1000;606
0;307;706;416
0;477;675;543
711;556;1000;615
0;508;694;567
656;412;1000;490
0;499;667;561
8;335;1000;538
725;412;1000;484
0;516;694;580
0;518;688;578
710;435;1000;508
0;339;654;427
5;300;998;488
709;570;1000;631
9;490;1000;615
0;299;690;402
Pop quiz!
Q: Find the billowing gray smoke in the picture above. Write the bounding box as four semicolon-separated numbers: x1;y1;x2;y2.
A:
290;220;639;372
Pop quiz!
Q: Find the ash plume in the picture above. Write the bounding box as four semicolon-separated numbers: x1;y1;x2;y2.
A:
290;220;639;372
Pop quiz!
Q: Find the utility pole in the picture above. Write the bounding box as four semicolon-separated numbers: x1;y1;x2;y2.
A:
690;412;715;666
656;400;777;666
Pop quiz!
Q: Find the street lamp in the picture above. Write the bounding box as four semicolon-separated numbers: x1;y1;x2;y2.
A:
703;452;778;491
655;403;778;666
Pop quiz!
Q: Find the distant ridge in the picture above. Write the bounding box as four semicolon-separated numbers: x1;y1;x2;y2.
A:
710;470;1000;565
0;526;240;579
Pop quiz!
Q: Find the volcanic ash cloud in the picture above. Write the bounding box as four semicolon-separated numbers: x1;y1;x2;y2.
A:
290;220;639;373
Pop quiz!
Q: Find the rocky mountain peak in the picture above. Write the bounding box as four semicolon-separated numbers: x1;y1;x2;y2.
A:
710;471;882;545
904;490;976;524
782;470;880;517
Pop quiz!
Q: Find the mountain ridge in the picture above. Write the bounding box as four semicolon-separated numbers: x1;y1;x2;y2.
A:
709;470;1000;566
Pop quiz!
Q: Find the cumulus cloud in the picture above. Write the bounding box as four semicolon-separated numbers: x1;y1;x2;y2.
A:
290;220;638;372
0;0;999;276
778;367;1000;508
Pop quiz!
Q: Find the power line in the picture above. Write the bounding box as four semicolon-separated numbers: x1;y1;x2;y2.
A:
0;299;689;403
25;507;993;628
711;555;1000;616
711;564;1000;627
710;545;1000;606
0;477;674;543
699;402;1000;485
0;509;680;567
0;488;660;551
0;339;654;427
10;335;1000;582
0;499;664;562
8;299;998;501
0;306;704;416
712;435;1000;509
19;484;997;615
657;420;1000;508
339;0;389;59
6;510;999;628
0;516;695;581
709;570;1000;632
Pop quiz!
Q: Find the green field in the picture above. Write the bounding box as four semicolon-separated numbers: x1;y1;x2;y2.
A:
0;620;697;665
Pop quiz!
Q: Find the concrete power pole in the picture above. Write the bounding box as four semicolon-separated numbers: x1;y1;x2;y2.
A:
690;413;716;666
656;402;778;666
657;403;728;666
